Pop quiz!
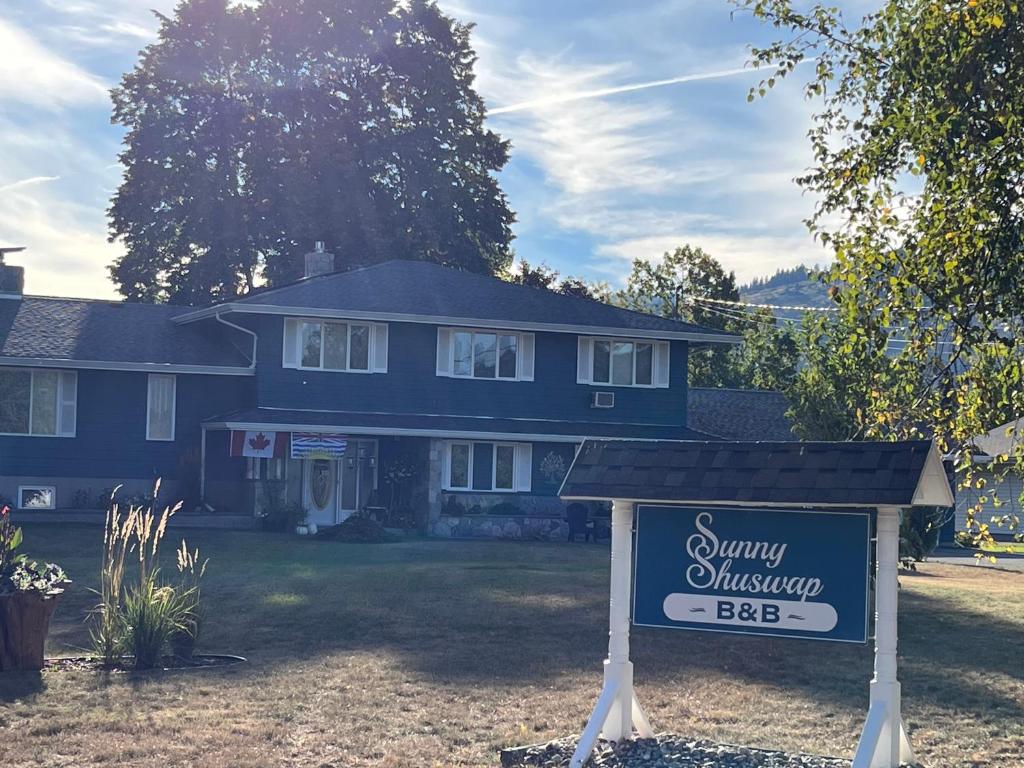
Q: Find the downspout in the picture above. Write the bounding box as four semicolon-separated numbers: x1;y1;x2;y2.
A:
205;313;259;507
215;312;258;369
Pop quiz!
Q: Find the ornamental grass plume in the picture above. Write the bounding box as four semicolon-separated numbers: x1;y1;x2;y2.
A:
89;481;185;668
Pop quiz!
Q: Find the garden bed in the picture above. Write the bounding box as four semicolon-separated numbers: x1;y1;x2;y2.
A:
43;653;246;674
501;736;851;768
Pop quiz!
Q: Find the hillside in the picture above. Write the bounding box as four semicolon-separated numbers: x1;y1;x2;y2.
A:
740;265;831;308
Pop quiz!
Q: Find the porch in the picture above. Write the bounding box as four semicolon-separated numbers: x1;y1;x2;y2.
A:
200;420;594;539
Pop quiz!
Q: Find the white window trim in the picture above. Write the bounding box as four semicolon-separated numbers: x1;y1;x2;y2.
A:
443;440;530;493
446;441;473;490
449;329;520;381
438;327;533;381
146;373;177;442
0;368;77;437
578;337;669;389
284;318;383;374
492;442;516;491
18;485;56;510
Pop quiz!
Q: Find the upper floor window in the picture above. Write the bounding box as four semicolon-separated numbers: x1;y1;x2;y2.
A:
436;328;534;381
146;374;176;441
282;318;388;373
0;368;76;437
576;337;670;388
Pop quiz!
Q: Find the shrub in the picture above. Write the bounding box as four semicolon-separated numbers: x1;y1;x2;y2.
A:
317;515;400;544
71;489;95;510
122;578;184;670
1;506;71;597
899;506;947;567
88;480;208;669
441;495;466;517
261;501;307;532
487;501;522;516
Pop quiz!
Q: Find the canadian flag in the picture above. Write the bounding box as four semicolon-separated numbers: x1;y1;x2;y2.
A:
230;430;287;459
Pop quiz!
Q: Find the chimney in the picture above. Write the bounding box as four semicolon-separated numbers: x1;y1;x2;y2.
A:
303;241;335;279
0;246;26;299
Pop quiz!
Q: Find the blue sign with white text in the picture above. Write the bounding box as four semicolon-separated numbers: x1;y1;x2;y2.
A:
633;505;871;643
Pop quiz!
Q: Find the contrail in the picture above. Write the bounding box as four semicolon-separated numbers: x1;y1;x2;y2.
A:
489;64;762;115
0;175;60;193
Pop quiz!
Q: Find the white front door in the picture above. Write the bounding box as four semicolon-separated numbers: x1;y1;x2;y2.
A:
303;458;337;526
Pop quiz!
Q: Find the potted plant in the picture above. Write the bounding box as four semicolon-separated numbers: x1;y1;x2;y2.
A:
293;505;310;535
0;506;71;671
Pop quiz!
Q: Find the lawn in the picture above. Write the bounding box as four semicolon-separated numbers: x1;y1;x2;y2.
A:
2;526;1023;768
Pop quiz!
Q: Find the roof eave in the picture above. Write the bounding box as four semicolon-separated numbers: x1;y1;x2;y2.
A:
173;303;739;343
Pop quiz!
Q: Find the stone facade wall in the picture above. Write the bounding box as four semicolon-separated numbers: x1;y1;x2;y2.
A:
431;514;570;541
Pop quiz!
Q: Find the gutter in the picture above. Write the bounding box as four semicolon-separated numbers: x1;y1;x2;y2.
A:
215;312;257;370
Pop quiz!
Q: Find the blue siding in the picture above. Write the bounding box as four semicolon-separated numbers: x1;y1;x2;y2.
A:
253;316;689;429
0;368;252;480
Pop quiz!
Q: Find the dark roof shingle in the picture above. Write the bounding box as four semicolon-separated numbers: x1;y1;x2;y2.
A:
686;387;795;441
189;260;737;341
0;297;249;369
559;439;942;506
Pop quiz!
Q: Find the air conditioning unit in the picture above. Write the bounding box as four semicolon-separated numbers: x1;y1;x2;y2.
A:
591;391;615;409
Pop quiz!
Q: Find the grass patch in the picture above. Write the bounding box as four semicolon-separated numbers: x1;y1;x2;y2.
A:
1;526;1022;767
979;540;1024;554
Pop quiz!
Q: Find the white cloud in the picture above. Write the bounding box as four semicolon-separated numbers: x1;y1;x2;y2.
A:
0;20;109;108
595;232;831;284
490;64;759;115
0;176;61;193
0;182;122;299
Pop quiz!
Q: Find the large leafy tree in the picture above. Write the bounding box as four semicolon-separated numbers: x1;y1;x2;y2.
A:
737;0;1024;542
619;246;798;389
109;0;514;304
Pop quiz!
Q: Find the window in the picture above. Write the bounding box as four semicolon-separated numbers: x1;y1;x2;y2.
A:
437;329;533;381
444;441;532;492
246;457;285;481
284;319;387;373
146;374;176;441
0;368;76;436
494;444;515;490
18;485;56;510
449;442;471;489
577;338;669;388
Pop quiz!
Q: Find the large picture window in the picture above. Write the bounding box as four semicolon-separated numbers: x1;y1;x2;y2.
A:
437;328;534;381
452;330;518;380
283;318;387;373
146;374;176;441
577;338;669;388
0;368;77;436
443;441;532;492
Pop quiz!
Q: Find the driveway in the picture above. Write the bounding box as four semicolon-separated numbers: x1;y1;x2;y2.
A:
929;546;1024;573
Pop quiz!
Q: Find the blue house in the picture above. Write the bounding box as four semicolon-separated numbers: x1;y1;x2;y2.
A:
0;251;736;538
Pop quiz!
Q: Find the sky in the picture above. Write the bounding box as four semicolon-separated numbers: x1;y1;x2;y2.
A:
0;0;866;300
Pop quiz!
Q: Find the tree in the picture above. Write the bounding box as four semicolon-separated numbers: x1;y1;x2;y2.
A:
620;246;745;386
738;0;1024;544
109;0;514;304
504;259;612;301
729;308;800;392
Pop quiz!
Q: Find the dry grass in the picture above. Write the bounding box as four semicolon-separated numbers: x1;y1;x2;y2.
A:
2;526;1023;767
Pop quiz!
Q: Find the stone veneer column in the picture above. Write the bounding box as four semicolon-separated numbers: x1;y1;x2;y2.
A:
427;439;444;523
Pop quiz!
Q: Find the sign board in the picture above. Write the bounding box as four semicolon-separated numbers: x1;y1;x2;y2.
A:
290;432;348;460
633;505;871;643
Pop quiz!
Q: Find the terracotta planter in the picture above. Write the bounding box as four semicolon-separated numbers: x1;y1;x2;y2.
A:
0;592;60;672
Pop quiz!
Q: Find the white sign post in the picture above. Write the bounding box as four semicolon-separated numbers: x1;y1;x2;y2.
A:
570;500;652;768
570;502;913;768
852;505;914;768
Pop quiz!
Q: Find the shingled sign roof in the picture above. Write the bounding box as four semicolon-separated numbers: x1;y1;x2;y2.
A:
559;439;953;507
